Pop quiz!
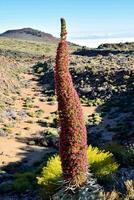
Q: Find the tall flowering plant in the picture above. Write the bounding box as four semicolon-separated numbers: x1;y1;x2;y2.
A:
54;18;88;187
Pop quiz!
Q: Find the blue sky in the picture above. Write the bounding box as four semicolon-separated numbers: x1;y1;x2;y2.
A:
0;0;134;39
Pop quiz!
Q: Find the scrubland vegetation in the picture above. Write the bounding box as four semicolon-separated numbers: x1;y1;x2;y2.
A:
0;20;134;200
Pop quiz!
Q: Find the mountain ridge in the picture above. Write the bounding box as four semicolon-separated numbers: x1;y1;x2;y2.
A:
0;27;58;43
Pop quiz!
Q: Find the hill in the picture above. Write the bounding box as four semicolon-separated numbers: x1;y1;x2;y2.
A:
0;37;57;58
0;28;58;43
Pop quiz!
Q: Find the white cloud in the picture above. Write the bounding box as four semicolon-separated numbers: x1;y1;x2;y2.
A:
69;37;134;48
69;30;134;40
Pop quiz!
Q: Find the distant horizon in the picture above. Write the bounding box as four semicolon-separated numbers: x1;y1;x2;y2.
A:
0;26;134;48
1;26;134;39
70;37;134;48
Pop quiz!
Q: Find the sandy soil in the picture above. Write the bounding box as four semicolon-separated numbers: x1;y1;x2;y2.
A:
0;68;96;168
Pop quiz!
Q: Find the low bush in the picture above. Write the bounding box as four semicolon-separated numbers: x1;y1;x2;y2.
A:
37;146;118;197
46;113;58;128
88;113;102;125
0;101;5;109
13;172;36;193
47;96;57;104
3;123;15;133
80;97;105;106
24;97;34;108
35;109;45;118
87;146;118;178
37;156;62;196
103;143;134;167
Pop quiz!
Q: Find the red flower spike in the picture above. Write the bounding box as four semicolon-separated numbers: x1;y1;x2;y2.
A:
54;18;88;187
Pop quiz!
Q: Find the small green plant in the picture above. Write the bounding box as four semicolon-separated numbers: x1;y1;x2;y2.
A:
104;143;134;166
13;172;35;193
80;98;105;106
80;96;88;104
3;123;15;133
27;111;35;117
37;155;62;196
0;101;5;109
47;113;58;128
87;146;118;178
45;128;58;136
35;109;45;118
37;119;50;127
123;75;130;80
0;170;6;174
88;98;105;106
47;96;57;104
88;112;102;125
24;97;34;108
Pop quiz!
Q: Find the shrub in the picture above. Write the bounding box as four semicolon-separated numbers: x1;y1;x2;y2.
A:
13;178;30;193
37;155;62;196
47;96;57;104
87;146;119;178
3;123;15;133
0;101;5;109
37;146;118;196
104;143;134;167
24;97;34;108
13;172;35;193
87;98;105;106
45;128;58;136
35;109;45;118
47;113;58;128
0;183;13;193
88;113;102;125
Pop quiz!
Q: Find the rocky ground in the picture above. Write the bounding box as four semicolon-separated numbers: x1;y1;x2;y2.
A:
0;64;94;167
0;41;134;199
0;56;95;199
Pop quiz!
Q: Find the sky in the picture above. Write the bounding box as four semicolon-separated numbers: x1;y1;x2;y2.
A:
0;0;134;47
